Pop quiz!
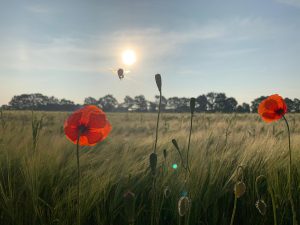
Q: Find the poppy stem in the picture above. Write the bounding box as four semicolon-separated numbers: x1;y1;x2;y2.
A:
186;111;193;175
76;135;81;225
283;115;298;225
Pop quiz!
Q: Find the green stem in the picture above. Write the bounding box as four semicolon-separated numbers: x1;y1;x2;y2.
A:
154;91;161;154
186;112;193;174
270;187;278;225
151;85;162;225
229;196;237;225
283;115;298;225
76;136;81;225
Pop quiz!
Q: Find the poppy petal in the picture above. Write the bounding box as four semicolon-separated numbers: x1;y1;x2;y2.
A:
64;126;79;143
78;135;90;146
66;111;82;128
86;131;104;145
261;112;280;123
264;99;279;111
87;113;106;129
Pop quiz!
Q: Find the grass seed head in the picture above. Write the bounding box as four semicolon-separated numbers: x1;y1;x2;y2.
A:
149;153;158;176
164;186;171;198
163;149;167;160
172;139;180;151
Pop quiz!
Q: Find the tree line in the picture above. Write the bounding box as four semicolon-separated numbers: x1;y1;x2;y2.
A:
1;93;300;113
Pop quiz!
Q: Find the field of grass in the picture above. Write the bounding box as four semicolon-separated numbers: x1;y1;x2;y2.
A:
0;111;299;225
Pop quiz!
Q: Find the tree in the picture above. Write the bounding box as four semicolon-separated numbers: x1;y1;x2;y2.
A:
98;95;118;112
251;96;267;113
9;93;49;109
294;98;300;113
134;95;147;112
84;97;98;105
224;97;238;113
214;93;227;112
196;95;208;112
284;98;294;112
166;97;181;112
155;95;167;111
206;92;218;112
236;103;251;113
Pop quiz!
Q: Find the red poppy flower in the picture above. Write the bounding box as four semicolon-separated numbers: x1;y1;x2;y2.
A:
258;94;287;123
64;105;112;146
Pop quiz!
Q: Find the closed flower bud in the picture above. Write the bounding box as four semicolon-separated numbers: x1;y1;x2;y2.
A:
178;196;191;217
155;74;162;92
255;199;267;216
234;181;246;198
123;191;136;223
172;139;180;151
164;186;171;198
149;153;157;176
190;98;196;114
163;149;167;160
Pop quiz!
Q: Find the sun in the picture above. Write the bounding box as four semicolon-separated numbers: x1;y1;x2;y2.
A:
122;49;136;66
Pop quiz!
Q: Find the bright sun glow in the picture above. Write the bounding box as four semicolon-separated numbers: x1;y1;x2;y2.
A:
122;49;136;66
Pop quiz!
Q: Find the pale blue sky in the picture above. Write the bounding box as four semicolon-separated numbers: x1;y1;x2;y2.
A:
0;0;300;105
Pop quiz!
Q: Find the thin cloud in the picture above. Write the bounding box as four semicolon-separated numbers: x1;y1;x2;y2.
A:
26;5;52;14
276;0;300;7
0;17;286;72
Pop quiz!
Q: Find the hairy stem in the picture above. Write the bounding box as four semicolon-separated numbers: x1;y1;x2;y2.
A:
76;136;81;225
186;112;193;174
283;115;298;225
154;91;161;154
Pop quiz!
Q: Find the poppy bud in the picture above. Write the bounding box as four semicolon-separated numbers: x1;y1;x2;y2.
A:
178;196;191;217
255;199;267;216
149;153;157;176
163;149;167;160
155;74;162;92
172;139;180;151
234;181;246;198
164;186;171;198
190;98;196;114
123;191;136;223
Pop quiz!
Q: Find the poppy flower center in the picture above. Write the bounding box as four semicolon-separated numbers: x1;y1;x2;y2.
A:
275;108;284;116
78;124;89;134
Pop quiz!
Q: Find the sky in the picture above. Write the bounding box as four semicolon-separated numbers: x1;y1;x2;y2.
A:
0;0;300;105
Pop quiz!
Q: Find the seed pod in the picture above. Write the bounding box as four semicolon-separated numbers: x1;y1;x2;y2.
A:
164;186;171;198
155;74;162;92
255;199;267;216
163;149;167;160
123;191;136;224
234;181;246;198
178;196;191;217
190;98;196;114
172;139;180;151
149;153;157;176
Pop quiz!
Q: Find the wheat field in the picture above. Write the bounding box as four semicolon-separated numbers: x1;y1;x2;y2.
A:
0;111;299;225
